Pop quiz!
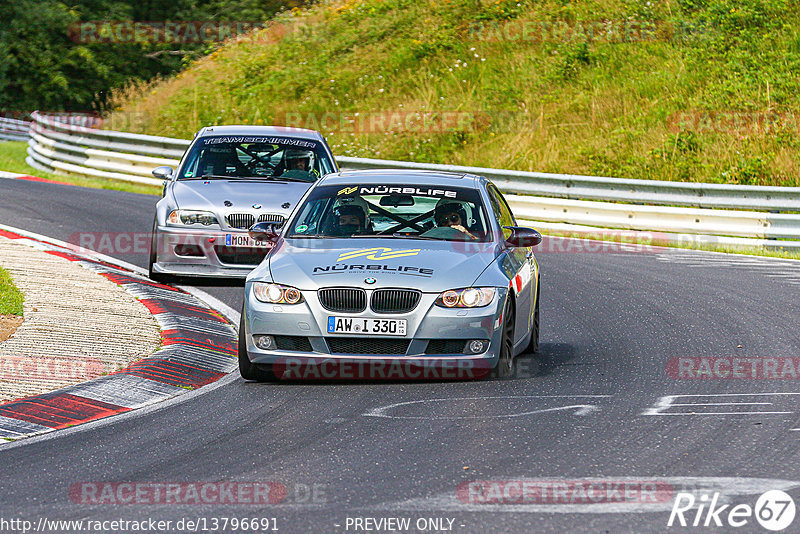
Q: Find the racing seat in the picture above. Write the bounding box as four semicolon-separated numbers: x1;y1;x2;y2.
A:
197;148;248;176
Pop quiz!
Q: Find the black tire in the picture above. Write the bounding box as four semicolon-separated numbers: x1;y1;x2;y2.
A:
148;218;170;283
238;309;275;382
491;297;515;379
526;279;540;355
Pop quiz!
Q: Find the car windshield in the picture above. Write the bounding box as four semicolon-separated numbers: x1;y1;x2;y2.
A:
286;184;492;242
178;135;335;182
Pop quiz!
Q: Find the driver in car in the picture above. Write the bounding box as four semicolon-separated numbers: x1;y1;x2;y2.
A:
434;200;478;240
282;149;318;179
331;204;368;236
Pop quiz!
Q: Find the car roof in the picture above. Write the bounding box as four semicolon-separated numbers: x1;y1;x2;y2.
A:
195;125;324;142
317;169;484;189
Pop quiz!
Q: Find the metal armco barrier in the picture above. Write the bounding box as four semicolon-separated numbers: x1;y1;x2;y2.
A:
24;112;800;249
338;156;800;212
0;117;31;141
27;112;186;186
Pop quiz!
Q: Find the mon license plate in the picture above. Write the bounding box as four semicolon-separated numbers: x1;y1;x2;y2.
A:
225;234;272;248
327;317;407;336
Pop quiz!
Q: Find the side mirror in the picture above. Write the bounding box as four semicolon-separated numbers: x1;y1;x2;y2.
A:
152;166;174;180
504;226;542;248
249;222;281;243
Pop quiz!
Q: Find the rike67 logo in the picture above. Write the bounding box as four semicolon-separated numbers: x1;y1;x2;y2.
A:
668;490;795;531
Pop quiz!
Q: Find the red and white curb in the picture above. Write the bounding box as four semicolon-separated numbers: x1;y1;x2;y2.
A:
0;170;69;185
0;227;238;441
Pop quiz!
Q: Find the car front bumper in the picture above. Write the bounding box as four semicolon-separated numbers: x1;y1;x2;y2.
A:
242;287;508;373
152;226;270;278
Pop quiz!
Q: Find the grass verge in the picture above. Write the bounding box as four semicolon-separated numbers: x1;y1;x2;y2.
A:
0;267;24;316
0;141;160;196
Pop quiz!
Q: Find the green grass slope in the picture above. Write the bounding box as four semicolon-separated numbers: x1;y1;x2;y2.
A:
109;0;800;186
0;267;23;316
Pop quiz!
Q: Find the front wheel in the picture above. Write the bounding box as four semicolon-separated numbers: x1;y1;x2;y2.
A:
491;298;515;379
238;308;275;382
148;218;170;283
525;279;540;355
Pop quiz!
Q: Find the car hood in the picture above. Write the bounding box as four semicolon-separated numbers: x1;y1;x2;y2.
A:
171;179;313;213
267;238;499;292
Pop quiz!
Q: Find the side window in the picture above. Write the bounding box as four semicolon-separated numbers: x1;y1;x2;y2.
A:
488;184;515;240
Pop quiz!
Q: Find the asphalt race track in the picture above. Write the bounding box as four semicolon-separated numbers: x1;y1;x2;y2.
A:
2;178;800;533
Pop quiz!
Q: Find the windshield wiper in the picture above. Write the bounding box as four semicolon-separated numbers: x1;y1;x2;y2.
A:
268;176;316;183
181;175;313;183
178;174;234;181
391;233;442;240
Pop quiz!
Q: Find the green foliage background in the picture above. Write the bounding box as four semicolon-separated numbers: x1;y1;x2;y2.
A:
0;0;304;112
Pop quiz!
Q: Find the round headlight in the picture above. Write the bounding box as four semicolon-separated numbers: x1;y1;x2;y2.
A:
461;288;481;307
266;284;284;303
284;287;302;304
442;290;460;307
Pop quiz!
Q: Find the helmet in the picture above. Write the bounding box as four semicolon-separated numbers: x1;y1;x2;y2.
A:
330;195;371;235
284;148;315;171
334;195;370;222
333;204;366;226
434;199;473;227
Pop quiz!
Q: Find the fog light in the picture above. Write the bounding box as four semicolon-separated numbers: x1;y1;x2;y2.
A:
466;339;489;354
174;244;204;257
254;335;275;350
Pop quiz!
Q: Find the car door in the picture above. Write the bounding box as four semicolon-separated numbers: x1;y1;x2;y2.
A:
487;184;533;349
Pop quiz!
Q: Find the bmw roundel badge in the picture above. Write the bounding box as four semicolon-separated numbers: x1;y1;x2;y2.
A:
365;277;376;284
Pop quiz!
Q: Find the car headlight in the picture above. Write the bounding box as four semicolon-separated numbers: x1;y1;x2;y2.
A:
435;287;496;308
167;210;218;226
253;282;304;304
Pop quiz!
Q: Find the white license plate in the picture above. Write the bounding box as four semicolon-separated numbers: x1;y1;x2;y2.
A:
327;317;407;336
225;234;272;248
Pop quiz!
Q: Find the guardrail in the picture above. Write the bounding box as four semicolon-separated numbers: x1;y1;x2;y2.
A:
0;117;31;141
27;112;187;186
24;111;800;249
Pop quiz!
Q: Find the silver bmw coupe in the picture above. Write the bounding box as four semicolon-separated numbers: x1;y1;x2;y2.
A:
148;125;338;279
239;169;542;381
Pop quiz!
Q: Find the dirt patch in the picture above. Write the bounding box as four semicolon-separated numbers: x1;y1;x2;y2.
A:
0;314;23;342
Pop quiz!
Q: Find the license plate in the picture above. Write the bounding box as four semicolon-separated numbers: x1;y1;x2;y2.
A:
327;317;407;336
225;234;272;248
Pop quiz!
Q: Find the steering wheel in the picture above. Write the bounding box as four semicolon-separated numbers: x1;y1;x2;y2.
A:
243;158;277;176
